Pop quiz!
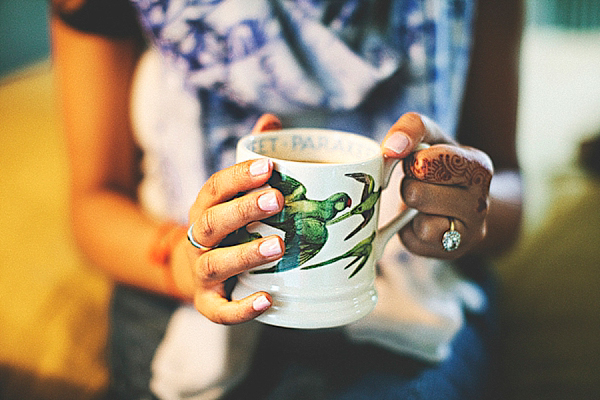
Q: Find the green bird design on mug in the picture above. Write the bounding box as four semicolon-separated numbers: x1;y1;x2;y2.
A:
302;231;376;278
328;173;381;240
252;170;352;274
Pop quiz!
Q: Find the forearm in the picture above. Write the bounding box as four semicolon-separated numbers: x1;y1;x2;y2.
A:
70;189;171;295
72;188;196;300
52;15;193;300
71;189;193;299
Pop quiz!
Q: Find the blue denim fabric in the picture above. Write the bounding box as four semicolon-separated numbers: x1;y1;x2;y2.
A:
222;304;498;400
220;261;499;400
107;267;498;400
106;285;179;400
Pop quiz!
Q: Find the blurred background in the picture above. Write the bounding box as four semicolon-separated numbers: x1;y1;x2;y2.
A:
1;0;599;399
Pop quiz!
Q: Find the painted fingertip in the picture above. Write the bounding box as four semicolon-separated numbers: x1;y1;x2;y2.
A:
259;237;283;257
258;191;280;212
384;132;410;156
252;295;271;312
253;114;283;133
249;158;272;176
262;119;283;131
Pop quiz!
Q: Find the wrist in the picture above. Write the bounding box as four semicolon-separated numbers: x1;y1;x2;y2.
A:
148;221;189;301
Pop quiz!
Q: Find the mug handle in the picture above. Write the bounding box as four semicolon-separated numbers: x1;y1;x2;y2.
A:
373;143;430;260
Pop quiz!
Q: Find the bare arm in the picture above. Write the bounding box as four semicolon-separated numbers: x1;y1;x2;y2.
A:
53;15;285;322
51;14;193;298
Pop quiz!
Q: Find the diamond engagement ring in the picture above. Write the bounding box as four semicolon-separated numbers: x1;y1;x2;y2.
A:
187;223;216;251
442;218;461;252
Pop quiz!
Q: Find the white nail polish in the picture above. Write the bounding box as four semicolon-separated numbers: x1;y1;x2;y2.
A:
384;133;410;155
249;158;271;176
258;192;279;212
252;295;271;312
259;237;282;257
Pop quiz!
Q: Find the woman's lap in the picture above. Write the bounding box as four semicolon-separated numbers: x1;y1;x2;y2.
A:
107;272;499;400
332;317;498;400
223;308;498;400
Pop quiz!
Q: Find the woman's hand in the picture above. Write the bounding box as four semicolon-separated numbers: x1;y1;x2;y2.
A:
182;116;285;324
381;113;494;259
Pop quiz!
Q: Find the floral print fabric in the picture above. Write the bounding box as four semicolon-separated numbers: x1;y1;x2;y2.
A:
131;0;475;173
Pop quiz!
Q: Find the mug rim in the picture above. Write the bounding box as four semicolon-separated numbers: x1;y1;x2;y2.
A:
237;128;382;166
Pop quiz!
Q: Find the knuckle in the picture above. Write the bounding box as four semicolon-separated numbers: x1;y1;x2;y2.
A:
211;312;229;325
233;161;250;181
194;299;226;325
238;245;258;268
198;252;220;281
204;174;220;198
206;306;244;326
198;209;217;240
412;217;437;243
228;242;258;272
401;112;425;134
233;198;255;222
401;180;420;207
227;308;248;325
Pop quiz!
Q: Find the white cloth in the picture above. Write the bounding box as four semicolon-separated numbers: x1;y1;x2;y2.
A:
150;306;229;400
130;49;206;224
150;306;262;400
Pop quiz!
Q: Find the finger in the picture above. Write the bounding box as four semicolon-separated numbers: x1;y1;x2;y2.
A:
399;214;481;259
401;178;487;227
252;113;283;134
382;112;458;159
190;188;283;248
194;235;284;285
195;290;273;325
402;144;494;188
192;158;274;219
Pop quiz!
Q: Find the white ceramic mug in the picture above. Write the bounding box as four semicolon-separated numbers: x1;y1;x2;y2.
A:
232;128;421;329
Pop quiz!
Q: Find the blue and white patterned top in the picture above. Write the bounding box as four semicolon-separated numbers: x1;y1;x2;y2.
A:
131;0;475;176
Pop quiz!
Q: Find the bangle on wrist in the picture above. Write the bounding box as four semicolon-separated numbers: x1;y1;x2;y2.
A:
148;221;188;300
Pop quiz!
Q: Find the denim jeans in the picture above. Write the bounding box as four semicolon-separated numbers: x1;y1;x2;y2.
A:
107;267;499;400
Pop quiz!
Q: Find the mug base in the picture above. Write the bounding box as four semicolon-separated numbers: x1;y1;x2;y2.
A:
231;280;378;329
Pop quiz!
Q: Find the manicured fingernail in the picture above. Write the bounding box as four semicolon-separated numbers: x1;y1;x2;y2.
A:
262;118;282;131
259;237;282;257
258;191;279;212
384;133;410;155
250;158;271;176
253;295;271;312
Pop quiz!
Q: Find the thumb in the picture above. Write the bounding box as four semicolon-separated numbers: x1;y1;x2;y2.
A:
382;112;458;159
252;113;283;134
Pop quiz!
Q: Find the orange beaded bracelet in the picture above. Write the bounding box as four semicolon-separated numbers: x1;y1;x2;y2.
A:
148;221;188;300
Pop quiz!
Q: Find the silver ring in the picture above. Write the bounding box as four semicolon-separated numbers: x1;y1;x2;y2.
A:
187;224;216;251
442;219;461;252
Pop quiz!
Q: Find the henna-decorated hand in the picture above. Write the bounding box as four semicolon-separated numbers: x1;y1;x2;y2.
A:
381;113;494;259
